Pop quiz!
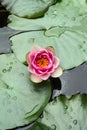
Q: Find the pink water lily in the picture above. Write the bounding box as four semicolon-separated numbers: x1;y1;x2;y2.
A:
26;46;63;83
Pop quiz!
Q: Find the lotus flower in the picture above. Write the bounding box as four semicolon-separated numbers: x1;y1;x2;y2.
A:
26;46;63;83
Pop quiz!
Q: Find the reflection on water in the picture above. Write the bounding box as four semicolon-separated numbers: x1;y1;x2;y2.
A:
60;62;87;97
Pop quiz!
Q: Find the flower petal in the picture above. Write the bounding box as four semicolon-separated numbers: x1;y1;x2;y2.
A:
51;66;63;78
40;73;51;80
26;52;30;64
53;56;60;68
46;46;55;54
30;74;43;83
29;46;42;63
31;45;41;52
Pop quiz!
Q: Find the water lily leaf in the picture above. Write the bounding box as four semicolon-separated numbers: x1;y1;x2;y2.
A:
10;27;87;70
27;122;52;130
0;0;56;18
7;0;87;30
0;54;51;129
37;94;87;130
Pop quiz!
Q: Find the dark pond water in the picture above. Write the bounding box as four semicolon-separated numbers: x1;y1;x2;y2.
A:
0;3;87;130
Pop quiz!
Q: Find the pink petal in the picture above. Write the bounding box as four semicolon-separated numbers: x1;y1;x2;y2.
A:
30;74;43;83
28;65;34;73
40;73;51;80
51;66;63;78
28;46;41;62
53;56;60;68
31;45;41;52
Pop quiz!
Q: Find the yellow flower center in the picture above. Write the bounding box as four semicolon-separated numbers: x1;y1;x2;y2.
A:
36;56;49;68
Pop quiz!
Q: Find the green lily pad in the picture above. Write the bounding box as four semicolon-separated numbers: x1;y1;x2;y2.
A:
27;122;52;130
36;94;87;130
10;26;87;70
0;54;51;129
0;0;56;18
7;0;87;30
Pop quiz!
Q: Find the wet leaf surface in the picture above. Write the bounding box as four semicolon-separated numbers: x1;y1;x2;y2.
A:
10;29;87;70
0;53;51;129
0;1;87;129
0;0;56;18
7;0;87;31
30;94;87;130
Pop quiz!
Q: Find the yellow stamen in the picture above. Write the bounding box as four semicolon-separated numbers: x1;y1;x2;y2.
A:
36;56;49;68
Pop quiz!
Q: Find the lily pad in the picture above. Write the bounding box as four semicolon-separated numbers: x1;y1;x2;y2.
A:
0;54;51;129
36;94;87;130
0;0;56;18
7;0;87;30
27;122;51;130
10;27;87;70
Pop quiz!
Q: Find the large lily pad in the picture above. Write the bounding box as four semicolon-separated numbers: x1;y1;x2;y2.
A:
7;0;87;30
10;27;87;70
34;94;87;130
0;0;56;18
0;54;51;129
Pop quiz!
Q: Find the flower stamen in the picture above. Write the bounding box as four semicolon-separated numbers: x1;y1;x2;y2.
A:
36;55;49;68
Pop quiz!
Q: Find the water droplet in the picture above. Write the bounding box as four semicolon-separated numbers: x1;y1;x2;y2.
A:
79;45;82;49
53;10;57;15
20;73;24;76
83;41;86;44
2;69;7;73
64;105;68;109
12;96;17;100
73;119;77;125
69;125;72;129
83;49;86;52
72;17;76;21
7;109;12;113
8;66;12;72
10;62;13;65
30;38;35;43
9;66;12;69
51;124;56;130
7;94;11;99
